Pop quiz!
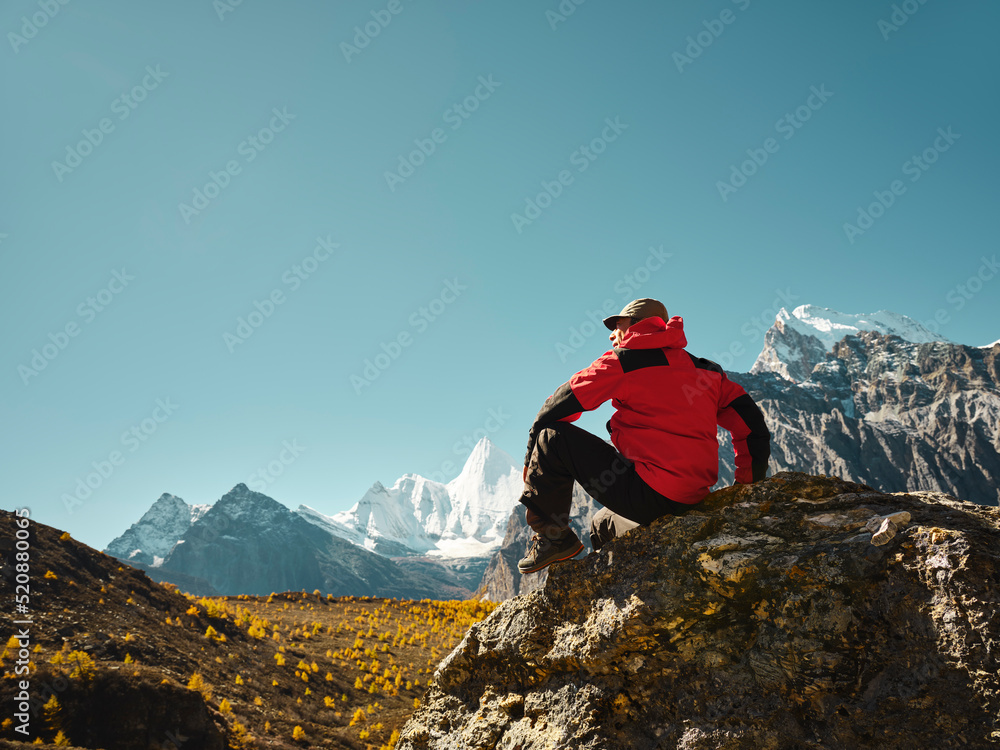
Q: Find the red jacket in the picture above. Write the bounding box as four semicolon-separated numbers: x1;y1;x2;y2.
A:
526;316;770;504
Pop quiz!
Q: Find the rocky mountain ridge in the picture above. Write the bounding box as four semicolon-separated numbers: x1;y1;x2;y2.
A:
106;438;522;564
721;330;1000;506
128;483;459;598
105;441;525;599
750;305;948;383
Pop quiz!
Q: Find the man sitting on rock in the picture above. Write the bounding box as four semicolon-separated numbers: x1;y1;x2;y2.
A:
518;298;771;574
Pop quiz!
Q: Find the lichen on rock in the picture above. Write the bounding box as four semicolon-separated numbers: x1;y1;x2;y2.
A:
398;472;1000;749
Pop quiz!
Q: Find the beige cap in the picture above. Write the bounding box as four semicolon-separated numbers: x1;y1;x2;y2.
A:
602;298;668;330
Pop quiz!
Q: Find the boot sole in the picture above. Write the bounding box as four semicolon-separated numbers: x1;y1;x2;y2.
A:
517;541;585;575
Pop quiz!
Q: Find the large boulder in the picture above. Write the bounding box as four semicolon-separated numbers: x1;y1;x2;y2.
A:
398;472;1000;749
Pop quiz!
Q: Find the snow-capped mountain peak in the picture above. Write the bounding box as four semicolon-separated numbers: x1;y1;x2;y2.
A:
104;492;209;566
444;439;521;549
778;305;946;350
299;438;523;559
448;437;518;495
751;305;951;383
107;438;526;569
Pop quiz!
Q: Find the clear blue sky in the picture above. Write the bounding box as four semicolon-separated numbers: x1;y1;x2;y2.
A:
3;0;998;550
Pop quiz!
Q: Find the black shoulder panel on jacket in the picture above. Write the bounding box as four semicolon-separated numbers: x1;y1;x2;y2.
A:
613;347;669;373
690;355;724;374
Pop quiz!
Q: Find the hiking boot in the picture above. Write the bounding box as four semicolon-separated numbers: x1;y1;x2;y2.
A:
517;529;584;574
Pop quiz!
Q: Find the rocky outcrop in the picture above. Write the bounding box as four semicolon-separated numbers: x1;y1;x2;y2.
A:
399;472;1000;749
721;334;1000;506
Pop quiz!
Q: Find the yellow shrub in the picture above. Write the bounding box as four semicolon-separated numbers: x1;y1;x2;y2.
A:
65;651;95;680
230;721;252;748
43;695;61;734
187;672;211;699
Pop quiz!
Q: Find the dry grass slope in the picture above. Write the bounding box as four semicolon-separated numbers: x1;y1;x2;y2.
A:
0;510;495;749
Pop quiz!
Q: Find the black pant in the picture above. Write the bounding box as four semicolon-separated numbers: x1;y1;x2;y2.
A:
520;422;689;547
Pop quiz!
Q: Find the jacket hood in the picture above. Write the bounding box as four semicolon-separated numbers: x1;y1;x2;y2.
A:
620;315;687;350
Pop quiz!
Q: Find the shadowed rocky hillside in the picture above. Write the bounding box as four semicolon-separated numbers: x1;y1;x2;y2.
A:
399;472;1000;749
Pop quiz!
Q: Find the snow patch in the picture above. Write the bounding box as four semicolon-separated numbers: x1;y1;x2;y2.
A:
840;398;856;419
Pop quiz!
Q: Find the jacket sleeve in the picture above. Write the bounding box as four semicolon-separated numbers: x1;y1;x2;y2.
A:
524;351;623;466
716;376;771;484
